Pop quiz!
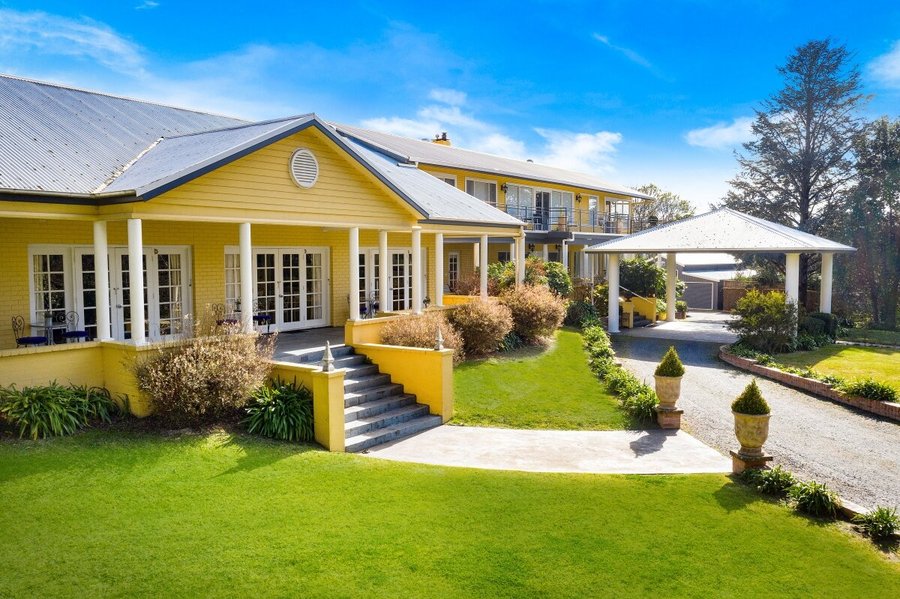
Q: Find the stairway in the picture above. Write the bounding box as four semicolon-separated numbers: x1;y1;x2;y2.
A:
619;309;654;328
297;345;442;452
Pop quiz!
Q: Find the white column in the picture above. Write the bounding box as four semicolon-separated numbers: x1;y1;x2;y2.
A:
239;222;254;333
542;244;549;262
411;226;422;314
93;221;112;341
379;230;389;314
580;248;589;279
434;233;444;307
666;252;677;322
349;227;360;321
819;252;833;314
127;218;146;344
607;253;620;333
561;240;569;271
516;236;526;285
785;252;800;306
479;234;489;299
508;242;515;261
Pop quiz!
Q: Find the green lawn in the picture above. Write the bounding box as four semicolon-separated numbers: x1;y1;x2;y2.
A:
0;432;897;598
778;345;900;391
452;328;626;429
841;328;900;347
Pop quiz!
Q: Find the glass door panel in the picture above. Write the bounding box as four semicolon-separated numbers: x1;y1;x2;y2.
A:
114;251;149;341
254;252;277;322
305;251;325;324
282;252;303;324
155;251;185;338
390;251;410;311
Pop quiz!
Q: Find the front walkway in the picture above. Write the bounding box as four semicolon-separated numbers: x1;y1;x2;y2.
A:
363;426;731;474
273;326;344;362
621;311;737;344
613;336;900;509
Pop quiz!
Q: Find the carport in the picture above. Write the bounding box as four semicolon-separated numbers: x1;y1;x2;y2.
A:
586;208;856;333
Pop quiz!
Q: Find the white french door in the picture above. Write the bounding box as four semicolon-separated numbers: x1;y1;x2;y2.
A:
359;248;427;312
253;248;329;332
109;247;191;341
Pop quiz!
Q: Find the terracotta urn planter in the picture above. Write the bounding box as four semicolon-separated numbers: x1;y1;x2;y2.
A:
654;375;682;409
732;412;771;456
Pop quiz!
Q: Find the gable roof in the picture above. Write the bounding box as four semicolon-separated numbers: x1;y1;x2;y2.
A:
587;208;855;253
0;74;246;194
333;123;652;200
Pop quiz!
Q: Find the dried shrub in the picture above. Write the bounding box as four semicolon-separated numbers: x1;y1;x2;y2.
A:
499;284;566;343
380;312;464;363
133;329;274;426
446;300;513;356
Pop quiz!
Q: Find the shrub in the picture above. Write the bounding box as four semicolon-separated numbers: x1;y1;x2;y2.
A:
500;284;566;343
621;388;659;422
808;312;839;339
243;378;314;443
853;507;900;541
790;332;829;351
799;316;826;337
593;283;609;315
742;465;797;497
447;300;514;357
728;290;798;353
455;272;499;297
676;300;688;314
544;261;573;297
731;380;770;415
381;312;464;363
564;300;598;327
654;346;685;377
790;480;841;518
133;332;274;426
583;323;616;376
0;383;117;439
485;257;549;294
837;378;897;402
499;331;526;352
620;257;664;297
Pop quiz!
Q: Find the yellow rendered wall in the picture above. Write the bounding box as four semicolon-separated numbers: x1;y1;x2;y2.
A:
144;127;419;228
0;343;102;389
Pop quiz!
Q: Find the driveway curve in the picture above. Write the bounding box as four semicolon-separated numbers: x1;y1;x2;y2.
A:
612;336;900;509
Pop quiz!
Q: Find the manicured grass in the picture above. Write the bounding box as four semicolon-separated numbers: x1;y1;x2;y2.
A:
0;431;897;598
452;329;626;429
841;327;900;347
777;345;900;391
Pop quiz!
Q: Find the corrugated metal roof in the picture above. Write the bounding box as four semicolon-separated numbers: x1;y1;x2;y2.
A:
337;133;523;227
333;123;652;200
587;208;856;253
0;74;246;193
103;116;315;194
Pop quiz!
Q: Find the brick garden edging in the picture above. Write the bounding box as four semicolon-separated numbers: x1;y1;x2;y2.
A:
719;346;900;423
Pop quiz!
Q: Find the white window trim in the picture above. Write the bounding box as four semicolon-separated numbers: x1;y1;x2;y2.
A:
464;177;498;204
430;172;458;187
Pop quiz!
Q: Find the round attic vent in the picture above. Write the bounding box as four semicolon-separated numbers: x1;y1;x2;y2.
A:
289;148;319;188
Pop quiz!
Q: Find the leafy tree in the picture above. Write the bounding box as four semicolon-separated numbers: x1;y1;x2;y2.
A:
728;290;798;353
721;39;867;306
632;183;695;224
842;117;900;328
544;261;573;297
619;257;685;299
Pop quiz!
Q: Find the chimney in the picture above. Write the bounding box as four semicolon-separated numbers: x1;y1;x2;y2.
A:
432;132;451;146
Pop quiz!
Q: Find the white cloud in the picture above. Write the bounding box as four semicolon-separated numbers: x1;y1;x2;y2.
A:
592;33;653;70
428;88;466;106
868;41;900;87
359;116;439;140
533;128;621;175
135;1;160;9
684;116;755;149
0;9;146;76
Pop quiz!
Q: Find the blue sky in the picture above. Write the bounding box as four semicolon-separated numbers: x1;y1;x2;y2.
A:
2;1;900;208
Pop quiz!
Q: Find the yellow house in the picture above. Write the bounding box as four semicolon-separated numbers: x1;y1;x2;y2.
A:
0;74;648;450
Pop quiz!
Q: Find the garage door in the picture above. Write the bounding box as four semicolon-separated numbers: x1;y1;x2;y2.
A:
684;282;714;310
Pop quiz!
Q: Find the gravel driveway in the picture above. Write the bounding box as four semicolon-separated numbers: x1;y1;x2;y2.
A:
612;335;900;509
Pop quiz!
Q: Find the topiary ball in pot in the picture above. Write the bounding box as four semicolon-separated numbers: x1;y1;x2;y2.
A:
731;379;771;457
654;346;685;409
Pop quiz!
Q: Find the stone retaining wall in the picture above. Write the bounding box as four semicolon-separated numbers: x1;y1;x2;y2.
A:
719;346;900;423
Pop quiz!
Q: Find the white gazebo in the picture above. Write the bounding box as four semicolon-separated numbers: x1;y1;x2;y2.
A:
586;208;856;333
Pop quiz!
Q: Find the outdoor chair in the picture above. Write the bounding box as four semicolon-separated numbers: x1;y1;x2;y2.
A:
253;309;273;335
12;315;48;347
62;311;89;342
212;303;239;328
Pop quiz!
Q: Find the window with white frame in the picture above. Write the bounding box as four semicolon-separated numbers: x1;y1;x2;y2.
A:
465;178;497;205
448;252;460;292
588;195;599;226
551;190;575;225
31;251;69;327
503;184;533;220
431;172;457;187
224;252;241;314
498;251;511;263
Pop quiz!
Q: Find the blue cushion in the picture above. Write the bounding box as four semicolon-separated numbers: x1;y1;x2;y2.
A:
17;336;48;345
253;315;273;323
64;330;89;339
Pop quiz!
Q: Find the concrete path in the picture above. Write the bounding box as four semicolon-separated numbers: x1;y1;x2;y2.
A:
612;335;900;509
364;426;731;474
621;311;738;344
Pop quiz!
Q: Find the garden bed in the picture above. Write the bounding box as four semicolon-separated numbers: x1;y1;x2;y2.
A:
719;346;900;422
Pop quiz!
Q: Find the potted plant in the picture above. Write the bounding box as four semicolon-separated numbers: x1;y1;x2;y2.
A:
654;346;685;409
731;379;771;457
675;300;687;319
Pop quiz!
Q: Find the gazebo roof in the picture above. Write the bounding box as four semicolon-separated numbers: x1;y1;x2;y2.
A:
586;208;855;254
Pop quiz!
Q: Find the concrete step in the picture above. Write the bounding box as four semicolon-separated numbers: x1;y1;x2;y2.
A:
296;344;354;363
344;403;430;438
341;363;380;378
345;414;443;453
344;383;405;408
344;373;392;392
344;394;417;422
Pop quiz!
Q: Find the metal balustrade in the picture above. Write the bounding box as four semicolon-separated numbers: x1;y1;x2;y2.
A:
497;203;661;234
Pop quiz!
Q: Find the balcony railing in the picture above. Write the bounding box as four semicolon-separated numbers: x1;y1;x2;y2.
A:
501;205;660;234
